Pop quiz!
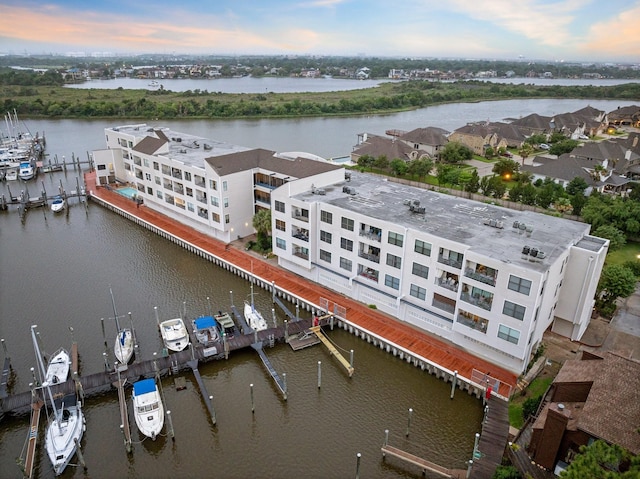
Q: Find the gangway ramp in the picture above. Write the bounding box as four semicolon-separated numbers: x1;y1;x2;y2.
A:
113;377;132;453
310;326;354;377
381;444;464;478
251;342;287;399
187;359;216;425
22;399;43;479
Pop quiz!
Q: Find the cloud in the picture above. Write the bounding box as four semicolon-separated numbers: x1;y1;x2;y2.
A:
444;0;585;47
296;0;347;8
582;4;640;59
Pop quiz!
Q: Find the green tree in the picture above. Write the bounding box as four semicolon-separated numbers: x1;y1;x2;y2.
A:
492;158;520;177
464;169;480;193
525;133;547;146
252;209;272;251
518;143;534;166
390;158;408;176
596;264;637;314
566;177;589;196
549;139;579;156
560;440;640;479
407;157;433;180
374;154;389;171
440;141;472;164
356;154;374;170
592;225;627;251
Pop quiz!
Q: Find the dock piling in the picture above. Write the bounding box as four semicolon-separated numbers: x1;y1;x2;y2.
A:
317;361;322;389
406;408;413;437
450;370;458;399
283;372;287;401
466;460;473;478
209;396;216;425
355;453;361;479
166;410;175;441
250;383;255;413
74;437;86;471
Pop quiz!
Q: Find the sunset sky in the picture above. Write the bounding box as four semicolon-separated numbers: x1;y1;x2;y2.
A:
1;0;639;62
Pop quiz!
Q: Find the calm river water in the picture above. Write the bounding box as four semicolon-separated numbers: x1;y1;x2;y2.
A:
0;97;629;478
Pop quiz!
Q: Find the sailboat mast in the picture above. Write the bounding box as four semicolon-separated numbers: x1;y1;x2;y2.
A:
110;287;122;332
31;326;60;423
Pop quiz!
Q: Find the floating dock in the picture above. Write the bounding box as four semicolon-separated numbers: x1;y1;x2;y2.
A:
114;376;132;453
21;398;43;479
251;342;287;400
310;326;354;377
381;444;465;478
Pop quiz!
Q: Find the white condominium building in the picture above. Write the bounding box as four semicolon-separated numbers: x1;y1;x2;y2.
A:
271;171;608;374
93;124;343;243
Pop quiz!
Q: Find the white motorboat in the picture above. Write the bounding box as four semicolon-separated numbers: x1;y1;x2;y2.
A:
192;315;220;345
42;348;70;387
51;196;66;213
244;284;267;332
18;161;36;180
5;168;17;181
110;288;134;364
159;317;190;352
132;378;164;440
31;326;85;476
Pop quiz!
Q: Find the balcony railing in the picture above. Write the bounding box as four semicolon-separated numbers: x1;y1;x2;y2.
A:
293;249;309;260
464;268;496;287
358;269;379;282
358;251;380;263
437;254;463;269
292;211;309;222
432;298;455;314
293;231;309;242
460;292;492;311
359;230;382;242
456;313;488;333
436;277;459;292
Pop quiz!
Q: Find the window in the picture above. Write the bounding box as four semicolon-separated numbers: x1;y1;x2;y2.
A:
186;187;193;197
341;238;353;251
211;196;218;207
341;217;354;231
223;181;228;192
276;219;286;232
276;238;286;250
385;275;400;290
153;161;159;171
412;262;429;279
320;231;332;243
410;284;426;300
187;202;194;212
184;171;191;182
388;231;404;247
224;214;230;224
145;173;151;181
340;257;352;271
503;301;526;321
320;250;331;263
223;197;229;207
275;200;285;213
498;324;520;345
97;164;106;171
386;253;402;269
508;275;532;295
155;176;161;185
210;179;217;190
414;240;432;256
143;158;149;168
321;210;333;224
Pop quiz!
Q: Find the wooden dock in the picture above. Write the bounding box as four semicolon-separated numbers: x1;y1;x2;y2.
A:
21;398;44;479
0;356;10;399
113;376;132;453
288;330;320;350
310;326;354;377
187;360;216;424
381;444;465;478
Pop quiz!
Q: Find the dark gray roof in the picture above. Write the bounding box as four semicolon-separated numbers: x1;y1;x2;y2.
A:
399;127;450;146
522;154;595;184
510;113;552;131
206;148;342;178
352;135;421;161
133;135;167;155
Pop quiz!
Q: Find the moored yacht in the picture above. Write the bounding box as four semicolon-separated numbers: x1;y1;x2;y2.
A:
132;378;164;440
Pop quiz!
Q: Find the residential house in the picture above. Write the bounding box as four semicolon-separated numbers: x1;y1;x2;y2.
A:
350;134;426;164
528;351;640;473
448;123;502;156
608;104;640;127
397;127;450;159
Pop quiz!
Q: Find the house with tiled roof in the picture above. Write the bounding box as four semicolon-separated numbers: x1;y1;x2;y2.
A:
571;140;640;182
397;127;449;158
521;154;599;193
528;351;640;473
448;123;502;156
608;104;640;127
510;113;554;137
350;134;427;164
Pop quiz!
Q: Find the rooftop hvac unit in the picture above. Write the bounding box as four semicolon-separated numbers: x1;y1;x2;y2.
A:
412;199;421;207
415;207;426;214
519;223;527;230
317;189;326;195
348;187;356;195
522;246;531;255
537;251;546;259
343;186;350;193
496;221;504;229
345;172;352;181
403;199;411;206
489;219;497;227
530;248;539;257
513;221;520;229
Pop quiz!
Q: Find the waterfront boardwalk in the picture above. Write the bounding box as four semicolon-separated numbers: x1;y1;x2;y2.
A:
85;173;518;395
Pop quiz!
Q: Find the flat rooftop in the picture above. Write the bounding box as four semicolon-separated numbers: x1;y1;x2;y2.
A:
295;171;597;272
107;124;251;169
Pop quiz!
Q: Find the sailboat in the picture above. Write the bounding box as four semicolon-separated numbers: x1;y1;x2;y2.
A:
110;288;134;365
42;348;71;387
243;283;268;332
31;325;85;476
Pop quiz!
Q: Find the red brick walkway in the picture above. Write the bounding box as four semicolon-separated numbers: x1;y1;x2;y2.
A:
86;173;517;395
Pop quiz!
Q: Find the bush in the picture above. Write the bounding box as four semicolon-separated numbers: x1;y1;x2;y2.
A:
623;260;640;277
522;396;542;419
492;465;522;479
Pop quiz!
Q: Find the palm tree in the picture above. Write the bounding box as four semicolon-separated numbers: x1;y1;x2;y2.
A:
252;209;272;252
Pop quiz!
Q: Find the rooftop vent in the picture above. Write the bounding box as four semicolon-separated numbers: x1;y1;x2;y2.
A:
522;246;531;255
403;199;411;206
316;188;326;195
513;221;520;229
345;172;352;181
409;205;426;214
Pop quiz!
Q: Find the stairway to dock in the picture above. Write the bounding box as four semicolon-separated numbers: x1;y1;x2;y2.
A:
310;326;354;377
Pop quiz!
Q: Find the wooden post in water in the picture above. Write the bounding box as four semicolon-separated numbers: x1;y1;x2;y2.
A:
355;453;361;479
284;320;288;343
209;396;216;425
406;408;413;437
295;303;299;321
271;281;276;303
271;308;276;328
166;410;175;441
282;373;287;401
229;290;234;307
466;460;473;478
74;438;86;471
317;361;322;389
450;370;458;399
250;383;255;413
1;338;8;359
350;349;354;370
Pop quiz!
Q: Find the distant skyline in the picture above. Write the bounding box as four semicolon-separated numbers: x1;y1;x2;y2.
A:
1;0;639;63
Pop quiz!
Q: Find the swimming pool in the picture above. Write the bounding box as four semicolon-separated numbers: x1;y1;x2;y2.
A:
116;186;139;199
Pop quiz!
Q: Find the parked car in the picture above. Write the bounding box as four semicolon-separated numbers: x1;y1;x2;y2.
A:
501;151;514;158
578;134;589;140
539;143;550;150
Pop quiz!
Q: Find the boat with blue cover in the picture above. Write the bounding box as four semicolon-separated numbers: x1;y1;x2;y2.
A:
192;315;220;345
132;378;164;440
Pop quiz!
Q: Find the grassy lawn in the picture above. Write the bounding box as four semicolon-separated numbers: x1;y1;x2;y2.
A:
605;241;640;266
508;370;556;429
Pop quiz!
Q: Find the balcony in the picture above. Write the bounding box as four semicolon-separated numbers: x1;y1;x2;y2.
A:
457;311;488;334
292;208;309;222
464;266;497;287
460;290;493;311
436;274;459;292
437;254;463;269
293;247;309;260
359;226;382;242
432;295;455;314
196;193;207;204
293;228;309;242
358;266;379;282
171;168;182;180
358;245;380;264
